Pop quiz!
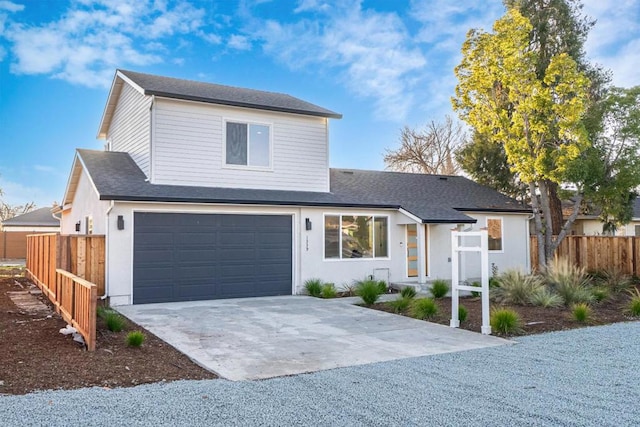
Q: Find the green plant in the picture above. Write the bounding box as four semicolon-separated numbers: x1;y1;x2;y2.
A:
355;279;383;305
342;283;356;297
429;279;449;299
320;283;337;299
572;303;591;323
627;288;640;317
492;269;543;305
471;281;481;298
377;280;388;294
304;278;323;298
458;305;468;322
389;296;412;313
97;305;109;319
544;258;593;306
126;331;145;347
489;277;500;288
490;308;522;335
410;298;438;320
598;269;633;293
400;286;417;299
591;287;610;303
104;311;126;332
529;287;564;308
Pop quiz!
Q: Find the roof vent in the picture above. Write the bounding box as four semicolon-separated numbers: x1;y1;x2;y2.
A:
341;170;354;175
439;177;448;181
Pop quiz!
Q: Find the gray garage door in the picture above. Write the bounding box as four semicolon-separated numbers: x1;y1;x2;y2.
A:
133;213;292;304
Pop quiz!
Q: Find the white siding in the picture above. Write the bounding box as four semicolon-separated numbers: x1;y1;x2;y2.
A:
107;83;151;176
60;169;109;235
152;98;329;192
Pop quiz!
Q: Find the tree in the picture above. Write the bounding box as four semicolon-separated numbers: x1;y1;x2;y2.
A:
453;9;592;267
0;186;36;222
384;116;463;175
453;9;640;267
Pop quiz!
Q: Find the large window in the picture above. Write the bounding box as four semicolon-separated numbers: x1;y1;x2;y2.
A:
324;215;389;259
225;121;271;167
487;217;503;251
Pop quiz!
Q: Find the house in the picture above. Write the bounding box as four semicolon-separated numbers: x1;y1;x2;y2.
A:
564;198;640;236
59;70;531;305
1;207;60;259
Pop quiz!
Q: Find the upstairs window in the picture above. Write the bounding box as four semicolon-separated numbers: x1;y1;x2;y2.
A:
324;215;389;259
487;217;503;251
225;121;271;168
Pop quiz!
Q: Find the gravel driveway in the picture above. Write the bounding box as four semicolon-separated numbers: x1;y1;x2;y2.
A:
2;322;639;426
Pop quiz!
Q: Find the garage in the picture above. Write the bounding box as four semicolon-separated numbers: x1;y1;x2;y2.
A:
133;212;293;304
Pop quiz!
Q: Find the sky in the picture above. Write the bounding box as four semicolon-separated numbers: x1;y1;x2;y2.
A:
0;0;638;208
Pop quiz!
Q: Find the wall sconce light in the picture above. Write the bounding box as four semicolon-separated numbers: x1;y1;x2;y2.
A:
117;215;125;230
75;221;81;232
305;218;312;231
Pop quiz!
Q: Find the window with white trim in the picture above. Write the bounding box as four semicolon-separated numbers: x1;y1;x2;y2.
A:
225;121;271;167
487;217;503;251
324;215;389;259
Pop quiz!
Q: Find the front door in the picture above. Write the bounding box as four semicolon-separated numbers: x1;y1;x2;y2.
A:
406;224;428;277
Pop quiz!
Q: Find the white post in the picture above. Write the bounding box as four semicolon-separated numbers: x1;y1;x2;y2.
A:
450;229;460;328
480;229;491;335
417;224;426;284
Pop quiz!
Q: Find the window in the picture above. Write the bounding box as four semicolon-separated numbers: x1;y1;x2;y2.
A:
635;225;640;237
487;217;503;251
324;215;389;259
225;121;271;167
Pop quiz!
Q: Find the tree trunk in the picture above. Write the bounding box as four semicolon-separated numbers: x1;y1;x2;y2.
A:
547;181;564;238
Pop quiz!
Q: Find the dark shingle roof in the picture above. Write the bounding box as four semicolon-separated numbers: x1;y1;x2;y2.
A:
76;150;529;223
2;207;60;227
633;197;640;219
119;70;342;119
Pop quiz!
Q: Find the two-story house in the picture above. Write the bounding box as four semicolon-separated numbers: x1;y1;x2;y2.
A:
59;70;531;305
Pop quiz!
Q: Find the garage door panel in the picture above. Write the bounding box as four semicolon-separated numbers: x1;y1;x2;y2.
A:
134;213;292;304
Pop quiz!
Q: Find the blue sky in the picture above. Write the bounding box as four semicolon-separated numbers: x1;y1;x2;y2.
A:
0;0;638;208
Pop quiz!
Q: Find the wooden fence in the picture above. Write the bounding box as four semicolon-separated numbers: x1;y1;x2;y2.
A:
0;230;30;259
26;233;105;351
531;235;640;276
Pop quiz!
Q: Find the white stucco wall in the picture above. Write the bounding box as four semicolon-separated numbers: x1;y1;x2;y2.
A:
60;169;109;235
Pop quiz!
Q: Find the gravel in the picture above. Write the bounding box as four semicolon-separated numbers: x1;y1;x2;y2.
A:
2;322;639;426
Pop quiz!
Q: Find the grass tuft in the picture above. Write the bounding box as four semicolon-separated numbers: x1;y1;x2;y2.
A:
458;305;468;322
490;308;522;335
104;311;126;332
126;331;145;347
400;286;417;299
389;296;412;313
529;287;564;308
304;278;323;298
492;269;543;305
410;298;438;320
627;288;640;317
377;280;388;294
572;303;591;323
429;279;449;299
320;283;337;299
355;279;383;305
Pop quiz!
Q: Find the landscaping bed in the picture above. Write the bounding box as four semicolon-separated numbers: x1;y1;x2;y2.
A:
0;275;216;395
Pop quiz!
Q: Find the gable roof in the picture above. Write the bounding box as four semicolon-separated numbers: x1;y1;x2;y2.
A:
71;149;529;223
98;70;341;138
1;207;59;227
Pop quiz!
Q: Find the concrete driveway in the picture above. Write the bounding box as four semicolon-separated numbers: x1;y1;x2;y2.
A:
116;296;510;381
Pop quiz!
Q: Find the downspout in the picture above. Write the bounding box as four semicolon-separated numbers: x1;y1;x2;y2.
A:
101;200;115;300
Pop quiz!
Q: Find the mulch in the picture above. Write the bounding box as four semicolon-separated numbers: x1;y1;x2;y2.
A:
0;276;216;396
371;285;639;337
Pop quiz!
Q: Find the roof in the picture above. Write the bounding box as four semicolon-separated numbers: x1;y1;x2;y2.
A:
1;207;60;227
634;197;640;219
98;70;341;138
71;150;529;223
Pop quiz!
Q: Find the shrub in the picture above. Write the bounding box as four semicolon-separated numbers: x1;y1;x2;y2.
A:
591;287;610;303
304;278;323;297
389;296;412;313
411;298;438;320
597;269;633;293
492;269;543;305
377;280;388;294
458;305;468;322
429;279;449;299
97;305;109;319
400;286;417;299
105;311;126;332
126;331;145;347
572;303;591;323
490;308;522;335
489;277;500;288
529;287;564;308
320;283;337;299
355;279;383;305
627;288;640;317
544;258;594;306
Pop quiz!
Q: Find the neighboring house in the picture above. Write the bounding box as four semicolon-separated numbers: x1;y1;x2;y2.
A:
59;70;531;305
1;207;60;259
564;198;640;236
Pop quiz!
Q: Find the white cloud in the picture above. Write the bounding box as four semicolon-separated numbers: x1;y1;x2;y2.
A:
252;2;427;121
0;0;23;12
2;0;212;88
228;34;251;50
